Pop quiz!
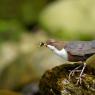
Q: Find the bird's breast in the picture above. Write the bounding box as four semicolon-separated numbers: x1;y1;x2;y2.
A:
54;48;68;61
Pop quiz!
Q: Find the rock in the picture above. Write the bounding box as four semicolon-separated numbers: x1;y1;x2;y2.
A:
0;42;19;75
0;55;37;90
39;62;95;95
22;82;40;95
86;54;95;69
39;0;95;40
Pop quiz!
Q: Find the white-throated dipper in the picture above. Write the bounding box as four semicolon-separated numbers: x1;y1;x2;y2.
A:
40;39;95;84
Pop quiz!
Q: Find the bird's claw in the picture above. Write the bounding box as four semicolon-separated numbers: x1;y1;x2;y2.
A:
76;77;82;85
69;70;85;85
76;74;86;85
69;63;86;85
68;64;83;80
69;70;81;80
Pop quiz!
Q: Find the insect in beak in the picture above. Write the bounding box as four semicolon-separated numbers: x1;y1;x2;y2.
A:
40;42;47;47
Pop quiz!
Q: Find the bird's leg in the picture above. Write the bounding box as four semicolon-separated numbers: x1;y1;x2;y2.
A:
68;61;83;80
76;62;86;85
69;63;83;80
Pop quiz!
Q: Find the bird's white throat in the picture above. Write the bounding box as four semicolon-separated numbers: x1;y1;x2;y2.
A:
47;45;68;60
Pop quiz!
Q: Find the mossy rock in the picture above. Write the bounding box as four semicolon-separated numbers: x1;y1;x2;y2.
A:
0;55;38;90
39;0;95;40
39;63;95;95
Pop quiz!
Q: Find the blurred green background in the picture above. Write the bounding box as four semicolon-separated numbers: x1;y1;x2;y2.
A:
0;0;95;95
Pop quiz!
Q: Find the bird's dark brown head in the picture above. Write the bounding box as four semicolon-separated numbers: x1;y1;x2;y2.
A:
40;39;66;50
46;39;56;45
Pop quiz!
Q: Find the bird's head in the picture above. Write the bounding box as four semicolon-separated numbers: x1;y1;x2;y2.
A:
40;39;57;50
40;39;68;60
40;39;66;51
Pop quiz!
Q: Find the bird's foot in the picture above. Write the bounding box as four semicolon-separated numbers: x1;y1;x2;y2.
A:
76;63;87;85
76;74;86;85
69;62;86;85
69;64;83;80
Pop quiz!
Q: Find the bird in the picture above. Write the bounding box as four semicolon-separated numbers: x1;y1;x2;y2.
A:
40;39;95;84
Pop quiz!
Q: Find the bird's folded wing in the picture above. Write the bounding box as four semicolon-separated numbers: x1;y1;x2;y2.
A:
65;40;95;56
